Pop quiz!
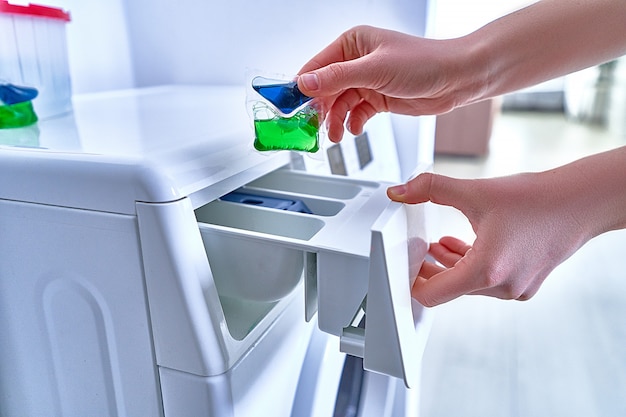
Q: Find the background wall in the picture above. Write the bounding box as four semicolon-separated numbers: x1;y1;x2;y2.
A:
46;0;430;92
121;0;431;87
44;0;535;93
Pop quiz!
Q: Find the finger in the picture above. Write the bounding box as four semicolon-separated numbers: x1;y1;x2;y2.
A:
325;89;373;142
324;98;347;143
412;267;477;307
387;173;434;204
427;242;464;268
438;236;472;256
298;28;382;97
297;31;357;75
387;173;475;209
411;253;484;307
298;59;367;97
415;245;546;305
325;88;384;141
326;114;346;143
418;261;445;279
346;99;378;136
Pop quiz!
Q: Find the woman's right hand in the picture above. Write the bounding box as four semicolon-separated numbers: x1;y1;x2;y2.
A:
298;1;626;143
296;26;479;142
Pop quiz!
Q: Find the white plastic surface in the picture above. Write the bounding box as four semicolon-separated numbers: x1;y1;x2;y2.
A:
197;168;431;385
361;202;427;388
296;113;402;183
0;86;292;214
290;324;346;417
159;290;314;417
197;169;389;335
136;197;300;376
0;199;162;417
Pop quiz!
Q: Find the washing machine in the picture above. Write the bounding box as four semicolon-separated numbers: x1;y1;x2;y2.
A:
0;85;433;416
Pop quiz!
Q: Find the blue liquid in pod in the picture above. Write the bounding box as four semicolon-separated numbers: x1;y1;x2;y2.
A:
252;78;312;115
0;84;38;105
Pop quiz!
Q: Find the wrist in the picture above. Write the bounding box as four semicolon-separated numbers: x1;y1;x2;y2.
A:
544;147;626;240
442;34;493;107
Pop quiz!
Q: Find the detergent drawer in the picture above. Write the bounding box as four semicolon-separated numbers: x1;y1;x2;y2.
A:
196;168;429;388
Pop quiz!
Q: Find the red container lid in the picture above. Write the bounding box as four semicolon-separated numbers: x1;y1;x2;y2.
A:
0;0;70;22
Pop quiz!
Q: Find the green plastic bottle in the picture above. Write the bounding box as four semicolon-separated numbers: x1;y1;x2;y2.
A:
0;101;38;129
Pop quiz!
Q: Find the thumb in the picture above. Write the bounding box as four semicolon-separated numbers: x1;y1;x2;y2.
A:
387;172;474;209
297;58;375;97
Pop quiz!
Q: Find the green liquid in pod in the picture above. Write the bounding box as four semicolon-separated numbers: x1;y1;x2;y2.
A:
0;101;38;129
254;109;320;152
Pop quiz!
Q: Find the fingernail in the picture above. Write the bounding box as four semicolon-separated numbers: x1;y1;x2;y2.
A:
388;184;407;196
300;73;319;91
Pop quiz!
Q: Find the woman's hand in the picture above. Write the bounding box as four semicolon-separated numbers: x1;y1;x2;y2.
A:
297;1;626;143
388;167;603;307
297;26;477;142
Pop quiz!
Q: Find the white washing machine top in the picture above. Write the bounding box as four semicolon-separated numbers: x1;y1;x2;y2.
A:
0;85;292;214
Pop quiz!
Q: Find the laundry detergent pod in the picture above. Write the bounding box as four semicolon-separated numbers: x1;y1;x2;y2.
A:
247;72;325;154
0;84;39;129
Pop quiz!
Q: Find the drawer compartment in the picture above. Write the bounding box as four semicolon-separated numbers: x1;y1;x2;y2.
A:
197;198;324;240
196;200;322;302
196;169;429;387
196;169;387;306
245;169;378;199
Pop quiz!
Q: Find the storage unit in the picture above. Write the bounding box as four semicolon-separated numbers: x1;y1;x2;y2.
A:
434;99;500;157
0;85;432;416
0;0;72;119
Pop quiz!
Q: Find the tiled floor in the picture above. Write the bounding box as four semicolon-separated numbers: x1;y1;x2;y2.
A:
419;110;626;417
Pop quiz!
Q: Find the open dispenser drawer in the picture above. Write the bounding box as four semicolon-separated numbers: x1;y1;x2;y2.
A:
195;168;429;388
